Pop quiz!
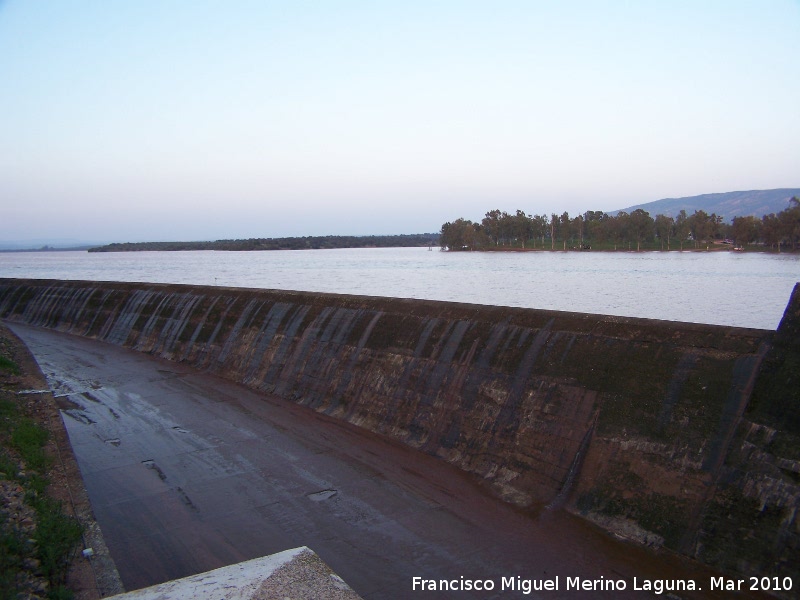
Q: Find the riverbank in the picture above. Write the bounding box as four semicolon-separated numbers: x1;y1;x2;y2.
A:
0;323;122;599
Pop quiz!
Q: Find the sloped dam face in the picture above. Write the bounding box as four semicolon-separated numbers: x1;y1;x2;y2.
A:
1;278;798;582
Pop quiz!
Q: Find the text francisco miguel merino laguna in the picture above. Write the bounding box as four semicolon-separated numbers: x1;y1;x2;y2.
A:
411;574;790;595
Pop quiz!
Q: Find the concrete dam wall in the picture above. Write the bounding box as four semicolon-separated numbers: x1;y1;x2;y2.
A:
1;278;798;582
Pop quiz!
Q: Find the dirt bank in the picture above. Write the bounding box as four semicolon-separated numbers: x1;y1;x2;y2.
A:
0;322;123;599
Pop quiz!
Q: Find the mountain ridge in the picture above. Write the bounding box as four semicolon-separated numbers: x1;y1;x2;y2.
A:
609;188;800;222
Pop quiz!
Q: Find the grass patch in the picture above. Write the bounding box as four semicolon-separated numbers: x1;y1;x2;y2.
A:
0;356;19;376
31;496;83;591
0;529;29;600
0;338;83;599
11;419;49;471
0;452;17;479
0;399;17;428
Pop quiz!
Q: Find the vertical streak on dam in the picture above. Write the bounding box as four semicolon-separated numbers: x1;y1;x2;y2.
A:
1;278;798;583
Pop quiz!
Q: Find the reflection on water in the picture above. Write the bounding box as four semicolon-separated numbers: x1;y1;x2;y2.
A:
1;248;798;329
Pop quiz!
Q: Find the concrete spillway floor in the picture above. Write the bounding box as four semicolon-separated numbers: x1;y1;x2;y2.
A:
9;323;744;600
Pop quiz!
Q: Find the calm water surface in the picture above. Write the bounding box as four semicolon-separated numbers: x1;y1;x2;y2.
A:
1;248;798;330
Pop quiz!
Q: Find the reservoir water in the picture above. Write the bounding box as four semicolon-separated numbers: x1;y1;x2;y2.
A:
1;248;798;330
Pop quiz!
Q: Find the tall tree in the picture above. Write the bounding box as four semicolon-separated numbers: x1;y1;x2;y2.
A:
440;218;482;251
532;214;549;248
654;214;674;250
482;210;502;246
584;210;609;245
498;211;515;246
612;211;629;250
571;214;585;247
688;210;715;248
780;196;800;250
674;210;690;250
559;212;570;250
730;215;761;247
513;210;533;248
762;213;783;250
628;209;654;251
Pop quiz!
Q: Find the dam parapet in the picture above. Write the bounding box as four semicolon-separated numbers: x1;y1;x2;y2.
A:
1;278;798;585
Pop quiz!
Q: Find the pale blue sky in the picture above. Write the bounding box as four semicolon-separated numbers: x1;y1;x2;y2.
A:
1;1;799;244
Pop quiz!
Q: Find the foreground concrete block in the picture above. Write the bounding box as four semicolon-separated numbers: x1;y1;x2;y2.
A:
106;547;362;600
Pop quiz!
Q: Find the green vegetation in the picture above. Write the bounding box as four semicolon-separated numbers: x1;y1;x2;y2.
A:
699;492;789;576
577;484;690;550
88;233;440;252
32;496;84;595
0;357;20;376
10;419;49;472
1;340;83;599
440;196;800;252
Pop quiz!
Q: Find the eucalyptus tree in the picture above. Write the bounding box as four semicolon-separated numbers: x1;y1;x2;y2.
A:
559;212;571;250
482;210;503;246
654;214;675;250
532;214;549;248
731;215;761;247
498;211;516;246
781;196;800;250
628;209;654;251
583;210;608;246
761;213;783;250
440;218;482;251
691;211;723;247
675;210;690;250
613;211;630;250
762;198;800;251
513;210;533;248
570;214;585;247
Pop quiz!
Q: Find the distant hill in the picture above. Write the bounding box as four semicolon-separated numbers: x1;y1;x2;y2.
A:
610;188;800;222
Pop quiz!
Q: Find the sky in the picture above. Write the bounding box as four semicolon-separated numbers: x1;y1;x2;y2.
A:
1;1;799;245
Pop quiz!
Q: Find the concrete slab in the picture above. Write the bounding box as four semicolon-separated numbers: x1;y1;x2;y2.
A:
105;547;362;600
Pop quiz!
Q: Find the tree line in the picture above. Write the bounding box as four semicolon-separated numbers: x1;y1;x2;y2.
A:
440;198;800;252
88;233;440;252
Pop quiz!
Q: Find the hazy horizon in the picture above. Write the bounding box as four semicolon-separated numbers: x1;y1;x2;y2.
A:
2;1;799;244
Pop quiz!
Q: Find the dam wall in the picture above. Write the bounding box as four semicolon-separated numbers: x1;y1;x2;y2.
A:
1;278;798;582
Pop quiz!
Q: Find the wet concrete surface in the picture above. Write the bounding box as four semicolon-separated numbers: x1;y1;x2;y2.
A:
8;322;764;599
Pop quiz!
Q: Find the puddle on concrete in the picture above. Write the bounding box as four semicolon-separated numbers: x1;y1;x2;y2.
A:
82;391;102;403
55;397;81;411
175;487;197;510
142;460;167;481
63;409;96;425
155;369;186;381
307;489;338;502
